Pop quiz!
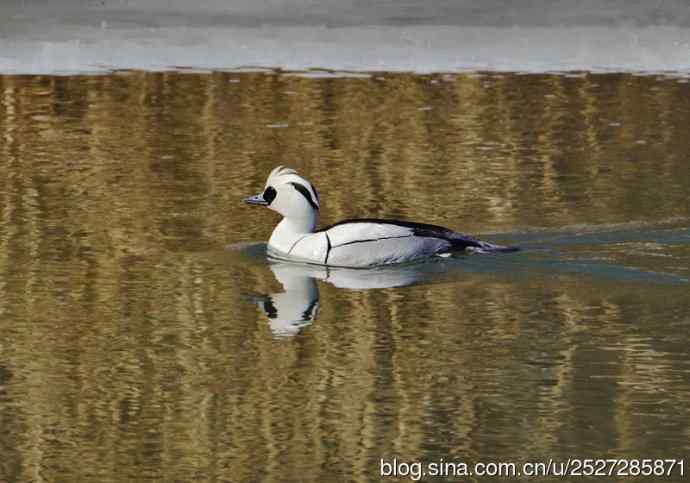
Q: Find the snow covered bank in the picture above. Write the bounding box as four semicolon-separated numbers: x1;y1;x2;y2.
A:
1;1;689;75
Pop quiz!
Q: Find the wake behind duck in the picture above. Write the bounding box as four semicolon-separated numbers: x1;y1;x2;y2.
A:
244;166;518;268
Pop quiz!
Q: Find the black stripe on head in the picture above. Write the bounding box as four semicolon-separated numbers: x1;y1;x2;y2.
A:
263;186;277;205
289;182;319;211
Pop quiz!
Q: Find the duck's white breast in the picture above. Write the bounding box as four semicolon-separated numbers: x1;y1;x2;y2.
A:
286;231;329;264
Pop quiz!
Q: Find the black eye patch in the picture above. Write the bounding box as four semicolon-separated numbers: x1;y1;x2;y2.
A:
289;182;319;211
263;186;277;205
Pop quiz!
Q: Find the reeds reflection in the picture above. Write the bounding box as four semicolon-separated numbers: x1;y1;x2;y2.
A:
0;71;689;482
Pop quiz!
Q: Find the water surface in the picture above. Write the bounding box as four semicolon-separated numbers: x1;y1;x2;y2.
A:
0;71;689;482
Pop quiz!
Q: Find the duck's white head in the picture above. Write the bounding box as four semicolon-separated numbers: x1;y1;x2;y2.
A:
244;166;320;232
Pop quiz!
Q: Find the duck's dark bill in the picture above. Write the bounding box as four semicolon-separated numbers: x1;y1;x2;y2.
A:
244;194;268;206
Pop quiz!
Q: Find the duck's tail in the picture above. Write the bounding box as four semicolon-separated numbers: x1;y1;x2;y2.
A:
467;240;520;254
448;233;520;254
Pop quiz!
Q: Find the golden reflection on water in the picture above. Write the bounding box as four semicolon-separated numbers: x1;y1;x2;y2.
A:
0;72;689;482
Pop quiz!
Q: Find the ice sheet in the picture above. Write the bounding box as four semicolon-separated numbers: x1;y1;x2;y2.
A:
1;1;689;75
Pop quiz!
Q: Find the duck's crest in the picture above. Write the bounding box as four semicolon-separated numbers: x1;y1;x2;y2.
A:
268;165;298;182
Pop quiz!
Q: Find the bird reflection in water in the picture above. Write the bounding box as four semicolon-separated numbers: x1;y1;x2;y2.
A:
248;258;449;337
247;263;320;337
